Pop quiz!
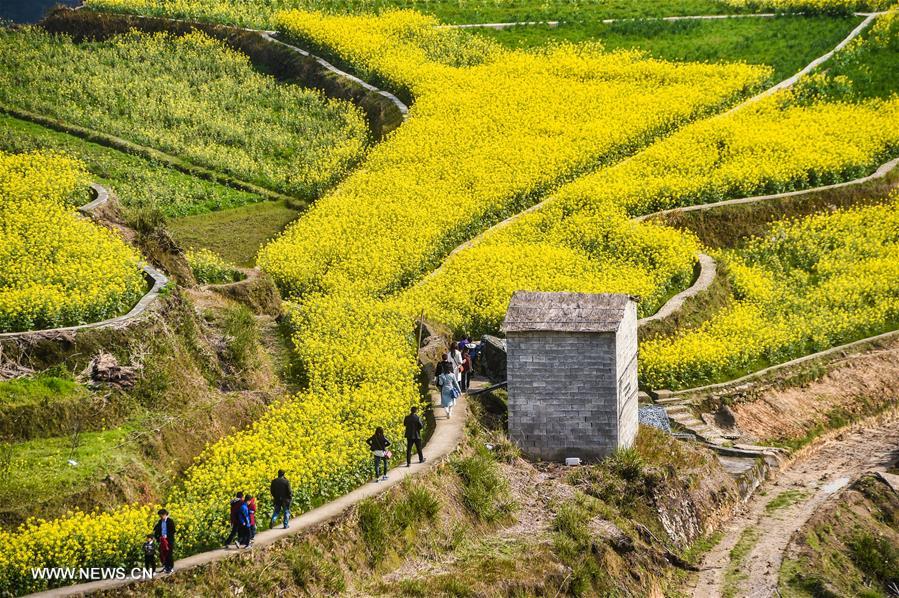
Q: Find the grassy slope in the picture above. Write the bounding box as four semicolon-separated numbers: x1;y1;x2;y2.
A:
780;474;899;597
0;292;286;527
482;16;861;83
168;201;302;267
0;113;263;218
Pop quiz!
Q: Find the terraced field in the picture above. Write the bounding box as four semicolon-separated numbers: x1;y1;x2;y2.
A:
1;3;897;596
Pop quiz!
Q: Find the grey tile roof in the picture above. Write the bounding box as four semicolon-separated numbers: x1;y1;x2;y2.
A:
501;291;633;333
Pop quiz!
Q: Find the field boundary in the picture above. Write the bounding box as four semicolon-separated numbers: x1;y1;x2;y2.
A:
0;184;168;342
652;328;899;402
635;156;899;223
261;32;409;119
437;11;876;30
427;10;882;275
0;104;298;206
637;253;717;326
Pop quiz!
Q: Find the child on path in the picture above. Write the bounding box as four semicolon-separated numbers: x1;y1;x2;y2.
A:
245;495;257;542
224;492;246;549
142;534;156;573
366;426;392;482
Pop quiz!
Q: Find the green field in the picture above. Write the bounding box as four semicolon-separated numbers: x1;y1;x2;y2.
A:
0;114;265;218
168;201;303;266
0;27;367;199
90;0;745;29
481;16;862;83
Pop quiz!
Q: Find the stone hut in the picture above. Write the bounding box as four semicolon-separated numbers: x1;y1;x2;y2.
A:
501;291;638;461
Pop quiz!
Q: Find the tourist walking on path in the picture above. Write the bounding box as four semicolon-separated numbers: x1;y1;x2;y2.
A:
439;366;461;419
366;426;392;482
437;353;452;387
237;496;251;548
245;494;257;542
403;406;425;467
460;347;472;392
224;492;246;549
142;534;156;573
270;470;293;529
450;342;463;383
153;509;176;574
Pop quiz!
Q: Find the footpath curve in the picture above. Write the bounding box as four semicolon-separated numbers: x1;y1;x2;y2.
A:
27;390;469;598
0;183;168;342
691;411;899;598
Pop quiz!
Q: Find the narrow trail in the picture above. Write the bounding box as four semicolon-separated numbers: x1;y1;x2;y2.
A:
691;412;899;598
27;380;484;598
437;11;879;30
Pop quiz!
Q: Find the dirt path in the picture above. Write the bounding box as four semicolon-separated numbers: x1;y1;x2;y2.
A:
692;411;899;598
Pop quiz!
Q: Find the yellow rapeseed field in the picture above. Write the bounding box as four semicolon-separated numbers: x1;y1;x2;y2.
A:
0;151;145;333
5;8;898;594
257;10;768;297
641;195;899;388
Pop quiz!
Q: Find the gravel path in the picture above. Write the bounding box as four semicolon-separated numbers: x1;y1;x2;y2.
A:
692;411;899;598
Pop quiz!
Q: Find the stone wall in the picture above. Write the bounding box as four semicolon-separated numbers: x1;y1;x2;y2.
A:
507;330;621;461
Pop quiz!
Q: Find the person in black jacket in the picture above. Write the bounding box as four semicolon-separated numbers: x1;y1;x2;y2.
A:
366;427;391;482
403;406;425;467
270;470;292;529
153;509;176;574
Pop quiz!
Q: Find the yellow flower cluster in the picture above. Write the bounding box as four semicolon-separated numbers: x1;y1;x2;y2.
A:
257;10;768;298
0;151;146;333
0;28;368;199
0;505;155;593
556;95;899;216
396;202;700;336
641;195;899;389
185;248;242;285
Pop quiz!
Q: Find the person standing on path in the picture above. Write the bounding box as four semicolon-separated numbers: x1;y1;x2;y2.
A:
366;426;392;482
237;495;252;548
153;509;176;574
142;534;156;573
438;366;461;419
270;470;293;529
223;492;245;549
460;347;472;392
450;342;463;384
403;406;425;467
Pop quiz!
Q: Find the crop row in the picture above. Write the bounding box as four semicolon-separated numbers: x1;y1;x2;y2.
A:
0;28;368;201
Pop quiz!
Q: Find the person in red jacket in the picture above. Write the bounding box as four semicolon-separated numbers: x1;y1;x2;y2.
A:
245;495;257;543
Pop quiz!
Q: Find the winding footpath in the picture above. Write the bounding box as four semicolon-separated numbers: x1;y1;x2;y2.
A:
691;412;899;598
28;387;472;598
